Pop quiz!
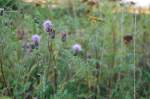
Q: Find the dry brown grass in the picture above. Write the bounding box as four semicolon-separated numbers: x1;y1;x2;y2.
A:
113;6;150;14
22;0;150;14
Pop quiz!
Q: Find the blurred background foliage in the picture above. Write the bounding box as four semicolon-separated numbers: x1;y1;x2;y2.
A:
0;0;19;10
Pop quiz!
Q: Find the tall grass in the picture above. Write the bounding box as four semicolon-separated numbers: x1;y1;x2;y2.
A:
0;0;150;99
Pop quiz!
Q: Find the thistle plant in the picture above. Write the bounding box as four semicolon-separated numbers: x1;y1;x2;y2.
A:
61;32;67;42
43;20;55;39
32;34;41;49
43;19;58;95
72;43;82;55
0;0;150;99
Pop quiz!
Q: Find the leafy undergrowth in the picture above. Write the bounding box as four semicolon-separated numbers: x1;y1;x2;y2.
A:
0;0;150;99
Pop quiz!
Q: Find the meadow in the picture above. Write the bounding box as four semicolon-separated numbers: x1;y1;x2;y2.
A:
0;0;150;99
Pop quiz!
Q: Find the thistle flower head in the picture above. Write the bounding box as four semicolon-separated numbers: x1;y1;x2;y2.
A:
61;32;67;42
32;34;41;43
43;20;53;32
72;44;82;54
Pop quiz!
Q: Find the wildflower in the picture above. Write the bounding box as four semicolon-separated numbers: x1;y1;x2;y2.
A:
43;20;53;32
72;44;82;55
61;32;67;42
32;34;41;43
32;34;41;49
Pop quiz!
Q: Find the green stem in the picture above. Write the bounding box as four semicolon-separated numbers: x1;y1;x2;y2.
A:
47;36;57;94
0;43;11;96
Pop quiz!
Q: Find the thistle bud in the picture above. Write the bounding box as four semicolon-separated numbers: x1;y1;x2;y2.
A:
61;32;67;42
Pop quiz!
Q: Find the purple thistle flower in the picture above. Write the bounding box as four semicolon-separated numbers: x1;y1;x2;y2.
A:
72;44;82;55
32;34;41;49
32;34;41;43
43;20;53;32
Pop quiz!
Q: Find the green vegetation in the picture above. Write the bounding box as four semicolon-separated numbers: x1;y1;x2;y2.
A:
0;0;150;99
